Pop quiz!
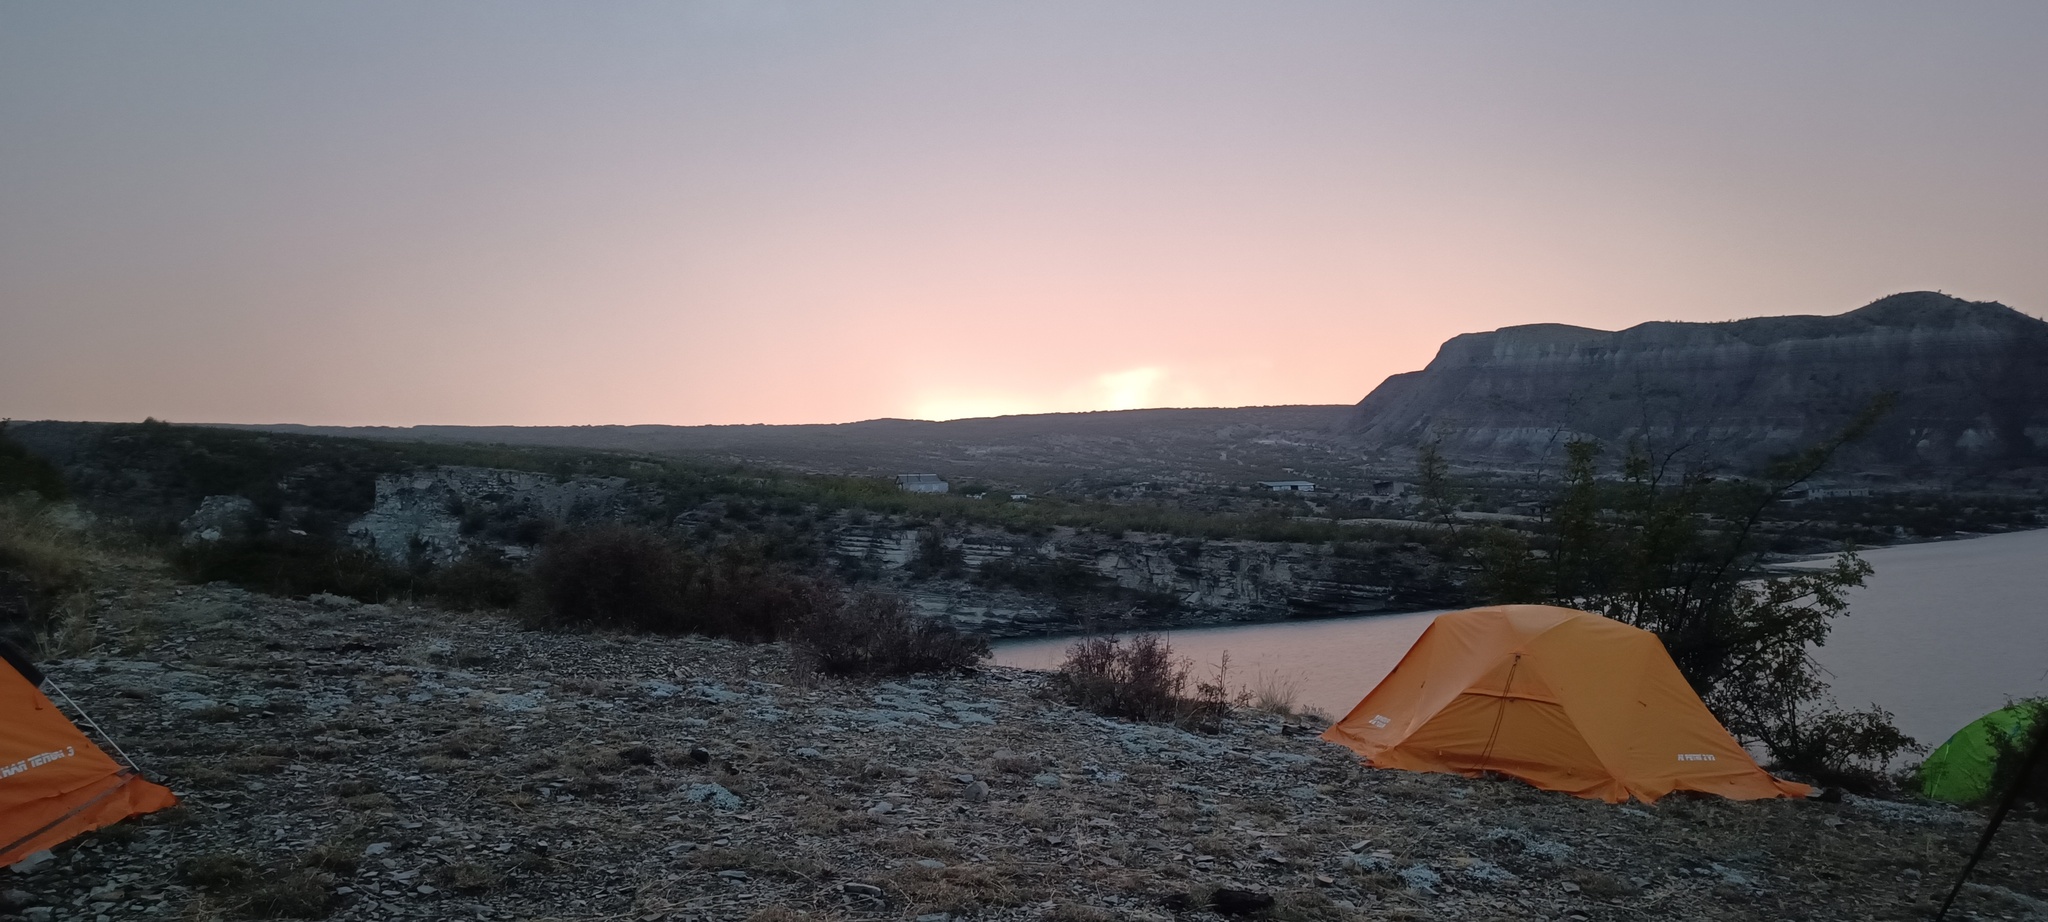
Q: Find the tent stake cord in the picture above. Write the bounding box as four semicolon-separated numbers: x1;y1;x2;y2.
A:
1934;716;2046;922
46;679;144;773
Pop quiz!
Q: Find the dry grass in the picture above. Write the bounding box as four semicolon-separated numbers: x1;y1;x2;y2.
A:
745;909;843;922
1043;904;1121;922
177;851;337;920
795;799;872;836
434;861;503;894
880;863;1047;913
0;499;99;655
687;846;834;881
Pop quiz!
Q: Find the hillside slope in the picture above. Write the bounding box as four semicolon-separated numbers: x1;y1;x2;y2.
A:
8;569;2039;921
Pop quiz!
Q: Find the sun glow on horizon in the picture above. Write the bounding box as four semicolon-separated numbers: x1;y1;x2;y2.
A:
906;365;1211;421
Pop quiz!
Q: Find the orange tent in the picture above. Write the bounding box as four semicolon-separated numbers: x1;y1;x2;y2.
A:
2;642;177;866
1322;605;1809;804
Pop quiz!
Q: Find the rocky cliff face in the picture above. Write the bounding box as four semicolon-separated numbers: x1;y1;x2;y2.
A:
833;524;1462;637
1351;292;2048;471
340;466;1463;634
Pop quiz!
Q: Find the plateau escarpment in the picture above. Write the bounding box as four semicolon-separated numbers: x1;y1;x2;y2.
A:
1351;292;2048;472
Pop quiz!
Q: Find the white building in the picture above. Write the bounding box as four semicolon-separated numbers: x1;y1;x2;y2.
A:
1258;480;1316;493
895;473;949;494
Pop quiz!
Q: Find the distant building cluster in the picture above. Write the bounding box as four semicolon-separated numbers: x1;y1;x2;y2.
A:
1258;480;1316;493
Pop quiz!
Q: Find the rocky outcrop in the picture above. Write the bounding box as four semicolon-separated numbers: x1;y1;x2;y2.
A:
340;467;1462;634
178;495;259;545
1351;292;2048;471
834;524;1463;637
347;467;631;564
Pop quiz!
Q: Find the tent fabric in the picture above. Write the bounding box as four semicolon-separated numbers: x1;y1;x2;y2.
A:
1322;605;1810;804
1;647;178;866
1920;702;2046;804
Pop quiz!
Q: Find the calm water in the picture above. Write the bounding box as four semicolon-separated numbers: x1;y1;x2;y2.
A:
993;529;2048;748
1793;528;2048;748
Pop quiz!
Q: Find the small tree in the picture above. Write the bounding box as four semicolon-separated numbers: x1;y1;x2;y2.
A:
1472;398;1918;783
1414;439;1455;526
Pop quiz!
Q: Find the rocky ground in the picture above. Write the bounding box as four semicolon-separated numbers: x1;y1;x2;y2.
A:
4;567;2045;922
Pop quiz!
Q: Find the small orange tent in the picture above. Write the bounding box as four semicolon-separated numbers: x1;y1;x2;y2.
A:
1322;605;1808;803
1;642;178;866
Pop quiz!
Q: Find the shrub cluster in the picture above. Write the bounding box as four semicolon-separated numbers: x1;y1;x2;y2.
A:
792;590;989;678
172;535;409;604
1052;633;1237;729
527;525;984;677
0;424;66;501
0;500;94;656
173;532;530;614
525;526;825;640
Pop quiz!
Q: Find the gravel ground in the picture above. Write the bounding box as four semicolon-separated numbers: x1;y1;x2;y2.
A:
3;570;2044;922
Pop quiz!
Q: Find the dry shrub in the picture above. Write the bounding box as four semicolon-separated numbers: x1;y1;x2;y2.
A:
525;526;825;640
1053;634;1242;728
688;846;832;881
180;852;337;920
434;861;503;894
0;498;96;656
1055;634;1186;723
883;864;1043;913
530;525;985;677
793;590;988;678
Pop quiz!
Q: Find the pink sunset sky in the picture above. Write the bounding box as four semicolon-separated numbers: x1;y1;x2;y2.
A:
3;3;2045;427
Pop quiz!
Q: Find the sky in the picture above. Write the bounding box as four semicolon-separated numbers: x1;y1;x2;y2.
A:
3;2;2045;427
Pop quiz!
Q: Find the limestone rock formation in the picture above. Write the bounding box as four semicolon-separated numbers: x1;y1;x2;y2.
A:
1350;292;2048;472
347;466;629;564
178;495;259;545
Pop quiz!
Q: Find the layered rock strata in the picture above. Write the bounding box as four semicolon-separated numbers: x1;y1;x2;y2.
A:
1351;292;2048;471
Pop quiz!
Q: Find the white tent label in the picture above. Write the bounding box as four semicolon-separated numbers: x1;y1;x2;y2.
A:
0;746;75;779
1677;753;1717;762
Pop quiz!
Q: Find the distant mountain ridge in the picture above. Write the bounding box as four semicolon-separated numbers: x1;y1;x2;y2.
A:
1349;292;2048;472
230;405;1360;488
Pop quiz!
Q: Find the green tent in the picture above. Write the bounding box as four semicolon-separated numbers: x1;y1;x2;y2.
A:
1920;701;2047;804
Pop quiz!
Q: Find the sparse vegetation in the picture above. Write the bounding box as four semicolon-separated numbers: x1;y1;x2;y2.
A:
172;534;409;604
1470;403;1922;786
0;422;67;500
1052;633;1241;729
792;589;988;678
527;524;984;677
0;497;97;656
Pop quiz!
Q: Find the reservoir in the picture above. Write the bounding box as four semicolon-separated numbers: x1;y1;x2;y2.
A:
993;528;2048;750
